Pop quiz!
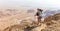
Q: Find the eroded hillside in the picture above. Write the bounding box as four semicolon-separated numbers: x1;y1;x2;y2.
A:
0;8;60;31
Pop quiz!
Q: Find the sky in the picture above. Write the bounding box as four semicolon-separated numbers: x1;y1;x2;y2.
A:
0;0;60;8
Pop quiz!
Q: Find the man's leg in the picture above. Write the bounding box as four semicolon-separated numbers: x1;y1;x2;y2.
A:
38;16;42;22
38;16;42;25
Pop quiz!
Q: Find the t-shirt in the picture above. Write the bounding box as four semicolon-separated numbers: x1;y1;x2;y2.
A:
36;11;42;16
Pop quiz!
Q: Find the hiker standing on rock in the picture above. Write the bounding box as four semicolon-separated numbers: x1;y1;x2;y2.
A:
35;8;43;24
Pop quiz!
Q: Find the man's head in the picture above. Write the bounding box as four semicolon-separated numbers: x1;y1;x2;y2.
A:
37;8;43;12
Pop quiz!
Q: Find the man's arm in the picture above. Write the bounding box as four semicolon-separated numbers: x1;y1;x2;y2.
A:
34;12;39;16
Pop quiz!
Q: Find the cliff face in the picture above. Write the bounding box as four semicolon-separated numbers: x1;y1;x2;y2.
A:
41;13;60;31
44;13;60;24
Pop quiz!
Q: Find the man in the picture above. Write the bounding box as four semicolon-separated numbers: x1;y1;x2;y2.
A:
35;8;43;24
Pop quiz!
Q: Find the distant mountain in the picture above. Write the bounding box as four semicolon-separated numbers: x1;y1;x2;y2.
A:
27;9;35;13
42;9;60;18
